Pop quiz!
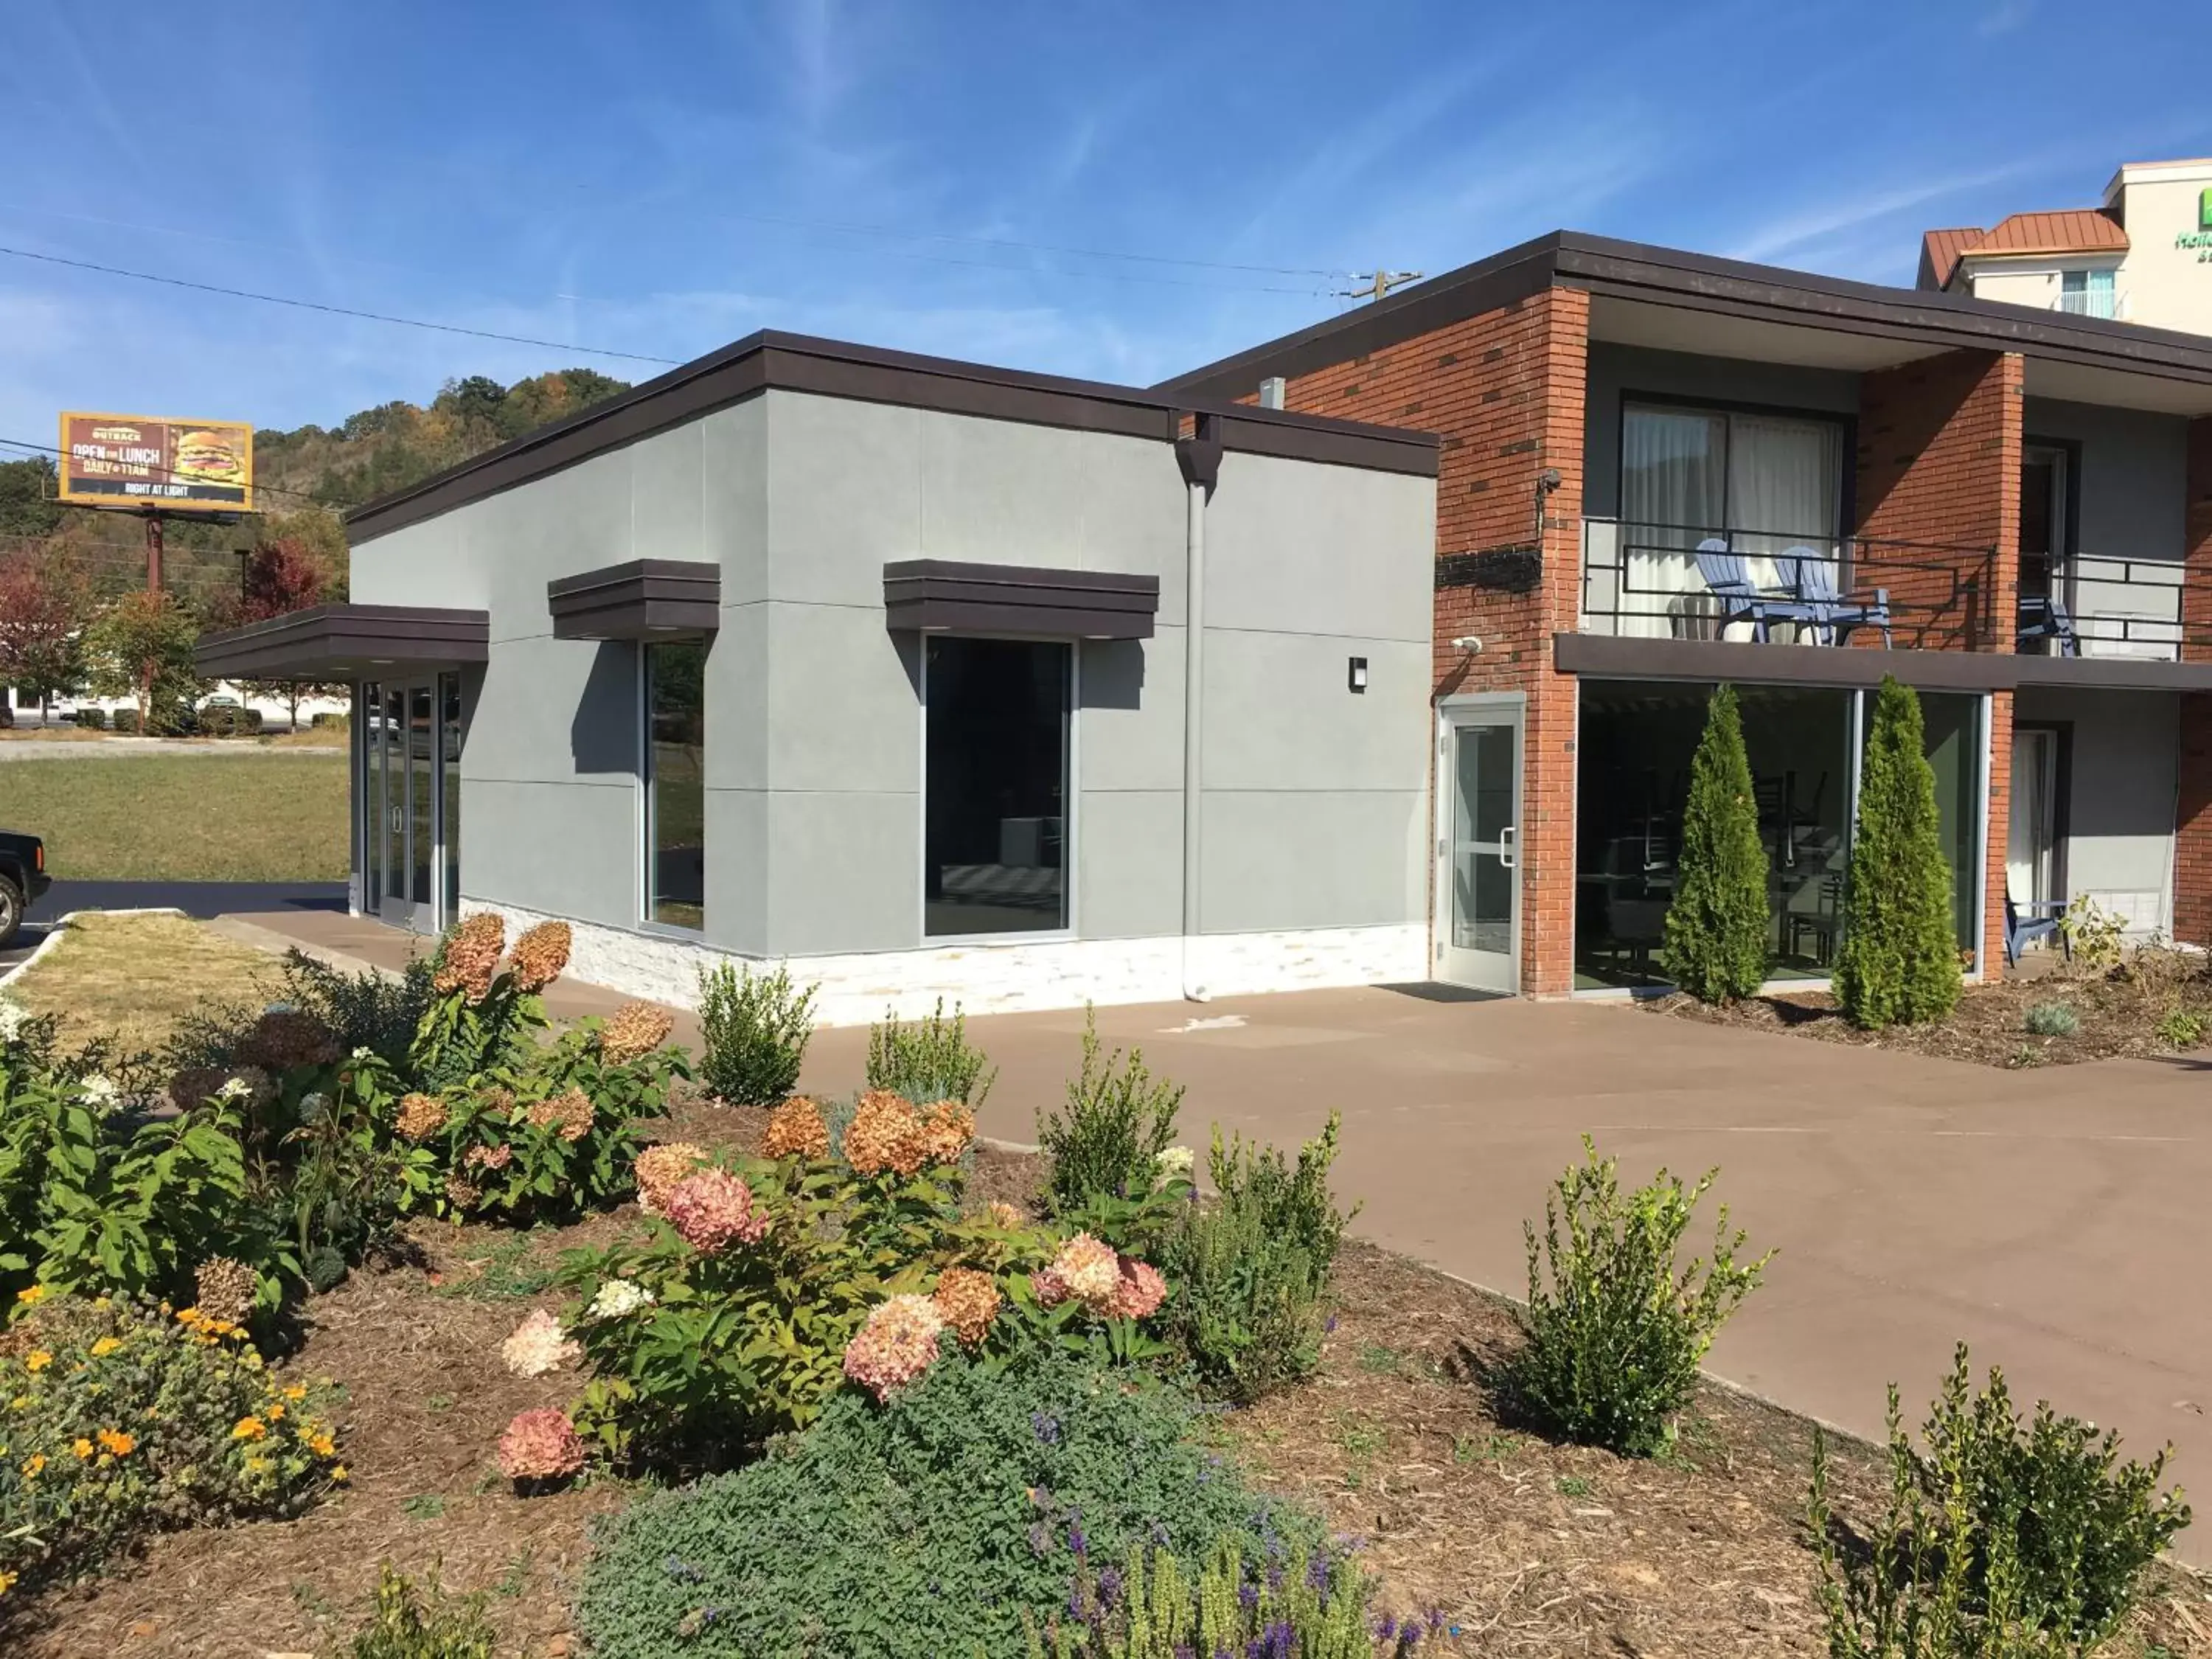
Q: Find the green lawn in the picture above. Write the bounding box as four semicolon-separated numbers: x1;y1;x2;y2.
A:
1;754;349;880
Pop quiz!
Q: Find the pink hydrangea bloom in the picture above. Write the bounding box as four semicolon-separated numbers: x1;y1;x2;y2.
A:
663;1167;770;1254
1047;1233;1124;1310
500;1308;581;1377
1105;1258;1168;1321
496;1407;585;1481
841;1293;947;1402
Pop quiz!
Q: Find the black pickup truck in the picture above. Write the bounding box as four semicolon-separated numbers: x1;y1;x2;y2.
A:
0;830;50;948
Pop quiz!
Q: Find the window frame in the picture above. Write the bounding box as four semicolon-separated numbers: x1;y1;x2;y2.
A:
638;638;708;935
1618;392;1855;544
917;633;1079;946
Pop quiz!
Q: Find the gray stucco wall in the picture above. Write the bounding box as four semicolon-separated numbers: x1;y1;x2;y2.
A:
1582;344;1862;521
349;386;1436;962
2012;686;2177;931
2020;397;2188;562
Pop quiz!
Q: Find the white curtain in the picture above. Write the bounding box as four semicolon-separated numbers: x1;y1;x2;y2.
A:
1729;416;1843;601
1620;408;1724;638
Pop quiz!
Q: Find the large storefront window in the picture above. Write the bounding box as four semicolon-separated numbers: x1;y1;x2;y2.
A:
924;636;1070;938
644;641;706;930
1575;679;1978;990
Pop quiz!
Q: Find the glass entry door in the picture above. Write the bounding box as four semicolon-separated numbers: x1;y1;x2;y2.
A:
1436;701;1521;992
360;675;461;934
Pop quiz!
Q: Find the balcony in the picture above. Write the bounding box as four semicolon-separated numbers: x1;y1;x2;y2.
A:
2052;288;2128;321
2017;552;2192;662
1579;520;2003;652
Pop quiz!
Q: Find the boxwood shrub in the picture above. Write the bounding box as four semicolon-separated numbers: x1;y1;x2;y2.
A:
574;1353;1325;1659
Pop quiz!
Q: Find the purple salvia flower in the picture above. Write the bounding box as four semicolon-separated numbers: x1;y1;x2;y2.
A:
1237;1582;1259;1610
1266;1561;1285;1593
1324;1314;1340;1333
1376;1613;1399;1642
1098;1565;1124;1608
1068;1518;1088;1557
1306;1553;1330;1590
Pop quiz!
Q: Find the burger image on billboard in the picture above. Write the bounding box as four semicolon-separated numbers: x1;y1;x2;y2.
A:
173;429;244;484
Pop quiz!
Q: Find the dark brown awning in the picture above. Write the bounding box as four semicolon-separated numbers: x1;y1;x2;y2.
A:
548;560;720;640
882;560;1158;640
195;604;490;681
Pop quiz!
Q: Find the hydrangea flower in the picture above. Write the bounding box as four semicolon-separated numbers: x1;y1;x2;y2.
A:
496;1407;586;1481
841;1294;946;1402
1105;1258;1168;1321
524;1086;594;1143
505;920;571;992
434;913;506;1001
762;1096;832;1161
914;1099;975;1166
0;998;27;1045
842;1090;927;1178
663;1168;770;1253
80;1074;122;1116
394;1092;448;1142
1154;1145;1196;1186
1044;1233;1123;1309
598;1001;675;1065
501;1308;582;1377
633;1141;709;1215
930;1267;1001;1348
585;1278;655;1321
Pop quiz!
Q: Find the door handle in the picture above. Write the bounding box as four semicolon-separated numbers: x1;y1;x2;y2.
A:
1499;825;1517;869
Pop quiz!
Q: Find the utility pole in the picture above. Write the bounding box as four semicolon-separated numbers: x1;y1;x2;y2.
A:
143;512;164;592
1338;268;1423;303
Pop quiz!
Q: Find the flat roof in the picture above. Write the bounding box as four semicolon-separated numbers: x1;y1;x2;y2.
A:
347;330;1439;544
1158;229;2212;406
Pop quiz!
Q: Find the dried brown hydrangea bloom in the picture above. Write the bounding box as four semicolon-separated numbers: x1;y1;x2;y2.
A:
394;1091;450;1141
505;920;572;992
762;1096;832;1161
915;1099;976;1166
193;1256;257;1326
598;1001;674;1065
633;1141;710;1214
434;913;506;1000
168;1065;229;1113
234;1009;341;1071
524;1086;594;1143
930;1266;1001;1348
842;1090;925;1178
445;1171;484;1212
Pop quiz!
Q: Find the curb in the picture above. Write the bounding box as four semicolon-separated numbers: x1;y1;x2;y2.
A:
0;907;189;992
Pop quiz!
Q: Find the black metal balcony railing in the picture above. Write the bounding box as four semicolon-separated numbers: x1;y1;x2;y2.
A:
2016;552;2196;662
1579;521;2003;651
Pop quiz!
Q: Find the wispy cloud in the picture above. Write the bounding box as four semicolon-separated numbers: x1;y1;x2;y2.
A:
1979;0;2034;37
1721;164;2035;265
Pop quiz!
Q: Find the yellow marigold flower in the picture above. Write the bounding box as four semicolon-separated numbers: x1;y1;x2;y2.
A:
14;1284;46;1306
232;1416;267;1441
175;1307;201;1324
72;1437;93;1459
330;1464;349;1483
246;1453;271;1475
89;1337;120;1357
0;1567;15;1596
9;1397;26;1411
266;1402;286;1422
91;1296;110;1310
283;1384;307;1402
241;1352;262;1369
97;1428;134;1457
307;1432;335;1457
24;1352;51;1373
21;1453;44;1477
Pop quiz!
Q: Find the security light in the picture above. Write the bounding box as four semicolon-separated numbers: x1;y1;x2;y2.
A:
1347;655;1368;692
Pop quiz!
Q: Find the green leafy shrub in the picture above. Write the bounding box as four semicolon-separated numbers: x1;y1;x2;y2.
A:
2058;895;2127;970
1036;1009;1187;1250
1040;1534;1439;1659
108;708;140;734
2023;1002;2079;1038
1505;1135;1770;1456
1662;684;1770;1003
72;707;105;730
1162;1113;1354;1405
2156;1006;2207;1049
1810;1345;2189;1656
573;1353;1324;1659
0;1294;341;1594
274;948;436;1068
338;1564;497;1659
866;998;995;1105
695;961;816;1106
1836;677;1961;1030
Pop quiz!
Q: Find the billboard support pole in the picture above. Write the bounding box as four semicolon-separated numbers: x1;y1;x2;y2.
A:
144;513;163;593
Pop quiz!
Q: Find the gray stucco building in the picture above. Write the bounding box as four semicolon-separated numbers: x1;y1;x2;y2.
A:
201;334;1439;1021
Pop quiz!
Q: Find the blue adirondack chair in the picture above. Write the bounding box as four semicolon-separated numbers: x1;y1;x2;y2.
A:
2003;891;2069;967
2017;591;2080;656
1784;549;1893;647
1692;539;1815;642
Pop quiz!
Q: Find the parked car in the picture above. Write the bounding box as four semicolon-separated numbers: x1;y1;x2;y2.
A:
0;830;50;949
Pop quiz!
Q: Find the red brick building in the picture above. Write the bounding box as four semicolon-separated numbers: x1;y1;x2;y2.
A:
1166;233;2212;995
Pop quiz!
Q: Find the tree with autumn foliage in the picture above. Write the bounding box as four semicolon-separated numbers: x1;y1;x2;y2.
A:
88;588;203;733
221;538;338;729
0;549;93;723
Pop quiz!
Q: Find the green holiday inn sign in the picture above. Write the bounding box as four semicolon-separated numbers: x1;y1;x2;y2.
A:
2174;187;2212;255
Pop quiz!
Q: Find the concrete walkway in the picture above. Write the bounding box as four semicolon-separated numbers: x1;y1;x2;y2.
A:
207;906;2212;1564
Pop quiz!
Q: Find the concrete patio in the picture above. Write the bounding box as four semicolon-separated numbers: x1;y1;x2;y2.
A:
212;908;2212;1564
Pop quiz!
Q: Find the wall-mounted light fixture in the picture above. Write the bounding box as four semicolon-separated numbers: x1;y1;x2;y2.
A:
1347;655;1368;693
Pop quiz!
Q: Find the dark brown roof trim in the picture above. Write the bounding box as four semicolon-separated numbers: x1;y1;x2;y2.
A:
347;333;1436;544
196;604;489;681
1160;230;2212;400
1554;631;2212;692
549;559;720;641
883;560;1159;641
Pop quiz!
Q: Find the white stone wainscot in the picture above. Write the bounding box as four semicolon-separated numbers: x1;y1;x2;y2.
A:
460;900;1427;1026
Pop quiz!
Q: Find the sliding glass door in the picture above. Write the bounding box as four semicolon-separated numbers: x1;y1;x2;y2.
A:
359;674;462;933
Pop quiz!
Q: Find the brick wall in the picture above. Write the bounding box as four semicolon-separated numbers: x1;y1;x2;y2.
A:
1983;689;2013;974
1270;286;1590;992
1854;350;2023;653
2177;423;2212;945
2185;417;2212;664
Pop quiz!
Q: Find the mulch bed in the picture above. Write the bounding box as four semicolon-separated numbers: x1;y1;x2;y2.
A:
8;1136;2205;1657
1643;951;2212;1068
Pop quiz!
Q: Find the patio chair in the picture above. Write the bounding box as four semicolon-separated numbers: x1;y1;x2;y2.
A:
2003;891;2070;967
2017;591;2080;657
1784;549;1893;647
1691;539;1815;643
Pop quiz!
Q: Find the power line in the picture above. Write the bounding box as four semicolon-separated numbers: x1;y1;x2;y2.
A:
0;245;686;367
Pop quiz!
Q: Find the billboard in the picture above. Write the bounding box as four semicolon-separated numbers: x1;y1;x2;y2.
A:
57;412;254;512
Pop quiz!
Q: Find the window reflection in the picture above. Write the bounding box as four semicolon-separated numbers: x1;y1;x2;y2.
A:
645;641;706;931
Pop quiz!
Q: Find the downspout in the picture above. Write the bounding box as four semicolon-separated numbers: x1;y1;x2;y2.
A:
1175;414;1224;1002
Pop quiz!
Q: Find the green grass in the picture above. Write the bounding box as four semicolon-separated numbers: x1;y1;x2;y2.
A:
0;753;348;880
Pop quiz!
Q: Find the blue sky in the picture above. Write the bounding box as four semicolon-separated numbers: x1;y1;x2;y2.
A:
5;0;2212;446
